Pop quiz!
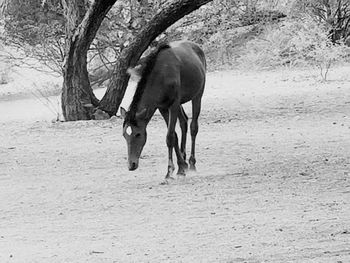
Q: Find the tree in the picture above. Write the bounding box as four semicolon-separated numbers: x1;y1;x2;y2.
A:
0;0;65;74
0;0;158;82
293;0;350;43
60;0;116;120
1;0;213;120
61;0;213;120
87;1;162;87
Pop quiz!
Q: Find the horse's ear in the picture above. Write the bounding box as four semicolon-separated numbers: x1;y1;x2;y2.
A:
120;107;127;119
135;108;147;119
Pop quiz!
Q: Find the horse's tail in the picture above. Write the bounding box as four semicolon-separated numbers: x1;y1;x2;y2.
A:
191;42;207;71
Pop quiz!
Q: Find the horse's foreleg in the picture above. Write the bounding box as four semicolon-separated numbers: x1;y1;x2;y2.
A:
159;107;176;180
189;97;202;171
160;106;187;180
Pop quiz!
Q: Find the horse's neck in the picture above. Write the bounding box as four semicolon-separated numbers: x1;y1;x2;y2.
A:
146;108;156;124
136;99;156;125
137;86;157;122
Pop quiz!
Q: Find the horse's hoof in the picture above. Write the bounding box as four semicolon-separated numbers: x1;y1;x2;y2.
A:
176;168;186;176
160;180;168;185
160;176;175;185
189;165;196;171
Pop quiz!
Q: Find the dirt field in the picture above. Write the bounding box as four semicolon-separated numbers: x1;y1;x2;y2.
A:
1;67;350;262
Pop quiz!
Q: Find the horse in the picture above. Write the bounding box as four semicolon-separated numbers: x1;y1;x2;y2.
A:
120;40;206;183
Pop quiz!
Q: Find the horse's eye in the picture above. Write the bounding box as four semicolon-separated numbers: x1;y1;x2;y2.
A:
135;133;141;138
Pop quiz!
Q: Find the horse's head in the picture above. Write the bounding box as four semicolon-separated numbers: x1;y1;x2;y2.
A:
120;107;148;171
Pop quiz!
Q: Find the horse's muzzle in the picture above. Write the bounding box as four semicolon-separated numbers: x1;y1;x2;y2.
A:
128;161;138;171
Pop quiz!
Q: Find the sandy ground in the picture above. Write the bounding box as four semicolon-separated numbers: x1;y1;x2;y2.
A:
0;66;350;262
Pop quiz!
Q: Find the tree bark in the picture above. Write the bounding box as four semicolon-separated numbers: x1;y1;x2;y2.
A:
98;0;213;116
61;0;117;121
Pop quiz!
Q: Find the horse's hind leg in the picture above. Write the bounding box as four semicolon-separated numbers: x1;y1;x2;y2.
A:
189;96;202;171
178;105;188;162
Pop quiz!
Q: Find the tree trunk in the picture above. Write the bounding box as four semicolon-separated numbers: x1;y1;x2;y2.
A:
98;0;213;116
61;0;117;121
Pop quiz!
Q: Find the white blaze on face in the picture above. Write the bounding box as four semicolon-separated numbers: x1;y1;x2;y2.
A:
126;126;132;136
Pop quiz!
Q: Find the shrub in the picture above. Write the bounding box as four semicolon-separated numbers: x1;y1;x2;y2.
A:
238;17;350;74
308;38;350;81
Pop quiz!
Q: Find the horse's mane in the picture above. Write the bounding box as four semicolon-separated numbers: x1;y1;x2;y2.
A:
126;42;171;125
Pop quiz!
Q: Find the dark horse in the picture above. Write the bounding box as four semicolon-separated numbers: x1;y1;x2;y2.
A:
120;41;206;182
